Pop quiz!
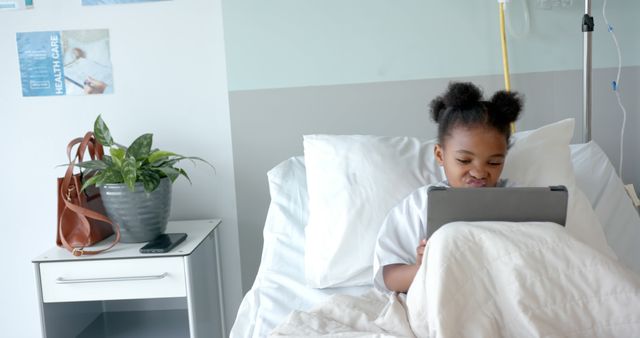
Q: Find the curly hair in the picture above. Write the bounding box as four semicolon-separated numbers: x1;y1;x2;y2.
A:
429;82;523;144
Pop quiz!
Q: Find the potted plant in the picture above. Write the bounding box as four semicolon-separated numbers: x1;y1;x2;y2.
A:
76;115;213;243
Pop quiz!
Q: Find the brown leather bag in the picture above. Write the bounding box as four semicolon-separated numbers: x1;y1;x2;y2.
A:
57;131;120;256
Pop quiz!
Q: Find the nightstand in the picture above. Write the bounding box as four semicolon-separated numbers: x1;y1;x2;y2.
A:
33;219;224;338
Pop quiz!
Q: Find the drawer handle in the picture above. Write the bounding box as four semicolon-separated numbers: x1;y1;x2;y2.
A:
55;272;168;284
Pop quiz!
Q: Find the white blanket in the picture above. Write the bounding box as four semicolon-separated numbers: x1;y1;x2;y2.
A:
271;222;640;337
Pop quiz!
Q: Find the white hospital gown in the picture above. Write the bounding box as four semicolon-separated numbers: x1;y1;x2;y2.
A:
373;179;512;292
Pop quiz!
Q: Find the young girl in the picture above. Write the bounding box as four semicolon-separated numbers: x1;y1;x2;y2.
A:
373;82;523;293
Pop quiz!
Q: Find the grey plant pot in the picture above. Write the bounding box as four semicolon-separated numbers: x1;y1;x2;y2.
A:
99;178;172;243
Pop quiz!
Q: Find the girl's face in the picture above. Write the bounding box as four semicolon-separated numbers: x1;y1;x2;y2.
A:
434;125;508;188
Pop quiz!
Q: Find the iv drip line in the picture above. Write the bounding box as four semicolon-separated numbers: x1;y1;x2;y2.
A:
602;0;627;180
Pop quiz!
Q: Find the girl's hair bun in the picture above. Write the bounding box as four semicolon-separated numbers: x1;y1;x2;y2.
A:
443;82;483;110
429;81;523;143
429;96;447;122
429;82;483;123
489;90;523;125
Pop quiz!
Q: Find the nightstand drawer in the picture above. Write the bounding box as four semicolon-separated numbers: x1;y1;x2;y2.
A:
40;257;186;303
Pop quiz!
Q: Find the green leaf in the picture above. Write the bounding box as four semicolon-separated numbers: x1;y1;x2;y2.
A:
148;150;177;164
94;115;114;147
153;156;215;173
122;156;137;191
153;158;180;168
73;160;109;171
156;166;180;182
80;173;102;191
126;134;153;161
96;168;124;185
102;155;113;167
139;169;161;193
176;168;192;185
109;148;124;168
110;147;125;161
83;168;97;177
112;157;122;168
185;156;216;173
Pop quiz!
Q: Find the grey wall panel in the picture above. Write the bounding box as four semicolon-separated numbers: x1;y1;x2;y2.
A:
230;67;640;292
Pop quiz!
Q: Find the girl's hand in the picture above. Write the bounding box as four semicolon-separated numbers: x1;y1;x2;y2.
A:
416;239;427;265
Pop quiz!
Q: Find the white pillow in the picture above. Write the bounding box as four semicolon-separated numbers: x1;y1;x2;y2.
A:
303;135;441;288
502;119;616;259
303;119;615;288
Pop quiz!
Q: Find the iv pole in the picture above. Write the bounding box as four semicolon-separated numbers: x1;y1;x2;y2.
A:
583;0;594;142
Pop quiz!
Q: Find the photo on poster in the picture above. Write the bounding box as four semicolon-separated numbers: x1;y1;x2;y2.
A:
0;0;33;11
82;0;170;6
16;29;114;97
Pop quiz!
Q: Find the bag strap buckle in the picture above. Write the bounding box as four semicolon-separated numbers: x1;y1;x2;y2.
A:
66;185;76;202
72;248;84;256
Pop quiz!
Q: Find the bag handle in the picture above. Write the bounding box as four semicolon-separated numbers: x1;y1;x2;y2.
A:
66;131;104;164
65;131;103;210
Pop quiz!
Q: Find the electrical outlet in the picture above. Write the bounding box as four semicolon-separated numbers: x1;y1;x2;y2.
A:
624;184;640;208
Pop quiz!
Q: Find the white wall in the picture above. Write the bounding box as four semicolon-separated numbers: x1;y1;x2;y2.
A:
222;0;640;91
0;1;242;336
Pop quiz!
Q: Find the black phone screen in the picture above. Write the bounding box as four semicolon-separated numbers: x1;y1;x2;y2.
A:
140;233;187;253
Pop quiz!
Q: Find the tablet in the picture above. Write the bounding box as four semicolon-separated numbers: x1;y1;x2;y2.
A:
426;186;568;241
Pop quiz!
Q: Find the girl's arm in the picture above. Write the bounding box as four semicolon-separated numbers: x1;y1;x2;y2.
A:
382;264;420;293
383;238;427;293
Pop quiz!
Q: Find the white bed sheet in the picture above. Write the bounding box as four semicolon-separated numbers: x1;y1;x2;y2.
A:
230;141;640;338
273;221;640;337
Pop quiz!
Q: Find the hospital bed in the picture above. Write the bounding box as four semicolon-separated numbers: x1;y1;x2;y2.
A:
230;121;640;337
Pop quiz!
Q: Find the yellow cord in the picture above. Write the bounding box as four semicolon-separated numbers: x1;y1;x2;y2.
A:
499;2;516;133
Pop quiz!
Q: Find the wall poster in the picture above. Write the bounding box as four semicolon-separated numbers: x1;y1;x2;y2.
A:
16;29;114;97
0;0;33;11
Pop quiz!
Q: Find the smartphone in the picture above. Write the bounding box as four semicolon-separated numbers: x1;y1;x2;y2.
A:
140;233;187;254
